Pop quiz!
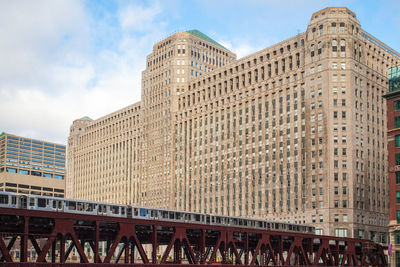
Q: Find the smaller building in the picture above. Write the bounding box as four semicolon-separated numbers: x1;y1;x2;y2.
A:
0;132;65;197
385;66;400;267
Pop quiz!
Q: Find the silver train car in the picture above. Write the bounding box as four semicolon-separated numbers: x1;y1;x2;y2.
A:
0;191;314;234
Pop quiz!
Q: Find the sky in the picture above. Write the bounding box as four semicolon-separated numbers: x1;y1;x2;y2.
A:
1;0;400;144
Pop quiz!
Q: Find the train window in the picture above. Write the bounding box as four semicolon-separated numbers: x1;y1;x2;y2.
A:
169;212;174;219
162;211;168;219
176;212;182;220
232;218;238;225
139;209;147;216
12;196;17;205
38;198;46;208
58;201;62;209
206;216;210;224
185;213;190;221
127;207;132;217
52;201;57;209
29;198;35;207
77;202;84;211
121;207;125;215
0;195;8;204
68;201;76;210
151;210;156;217
85;203;94;212
112;206;119;214
216;217;221;224
134;208;139;216
195;214;201;222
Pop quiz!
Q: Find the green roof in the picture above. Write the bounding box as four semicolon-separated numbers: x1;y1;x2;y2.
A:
186;30;230;51
80;116;92;120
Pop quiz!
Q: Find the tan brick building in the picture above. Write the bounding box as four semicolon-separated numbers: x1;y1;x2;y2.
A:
0;132;65;197
68;7;400;240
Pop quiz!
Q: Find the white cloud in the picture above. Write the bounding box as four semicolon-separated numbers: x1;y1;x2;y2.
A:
0;1;167;144
218;39;268;59
118;2;162;31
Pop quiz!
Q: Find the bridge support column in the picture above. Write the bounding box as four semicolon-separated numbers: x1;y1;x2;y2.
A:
21;216;29;262
152;224;157;264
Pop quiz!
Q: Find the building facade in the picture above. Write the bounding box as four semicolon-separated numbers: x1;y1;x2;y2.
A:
0;132;65;197
67;104;141;205
67;7;400;240
386;66;400;267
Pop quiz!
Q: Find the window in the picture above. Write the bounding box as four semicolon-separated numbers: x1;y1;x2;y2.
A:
396;231;400;244
396;136;400;147
334;214;339;222
395;117;400;128
339;23;345;34
397;210;400;224
397;191;400;204
331;23;337;34
343;214;348;222
335;228;347;237
396;154;400;165
395;100;400;111
397;172;400;184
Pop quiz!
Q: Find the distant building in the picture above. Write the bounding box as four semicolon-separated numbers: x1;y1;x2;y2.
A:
385;66;400;266
0;132;65;197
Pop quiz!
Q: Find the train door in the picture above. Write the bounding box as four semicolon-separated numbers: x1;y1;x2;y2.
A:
19;195;27;209
11;196;17;208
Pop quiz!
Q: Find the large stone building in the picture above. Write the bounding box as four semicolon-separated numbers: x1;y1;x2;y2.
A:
0;132;65;197
67;7;400;240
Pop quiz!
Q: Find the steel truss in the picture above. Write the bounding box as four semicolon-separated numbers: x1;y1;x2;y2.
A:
0;207;386;266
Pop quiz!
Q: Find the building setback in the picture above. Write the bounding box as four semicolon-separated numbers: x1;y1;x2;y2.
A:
67;7;400;240
0;132;65;197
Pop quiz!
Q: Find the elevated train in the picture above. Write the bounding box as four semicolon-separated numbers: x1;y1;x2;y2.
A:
0;191;314;234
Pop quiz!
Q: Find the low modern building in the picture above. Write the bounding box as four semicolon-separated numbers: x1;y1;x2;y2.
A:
385;65;400;266
0;132;65;197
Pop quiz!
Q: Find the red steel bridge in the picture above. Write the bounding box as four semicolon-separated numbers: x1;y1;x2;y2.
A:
0;206;386;266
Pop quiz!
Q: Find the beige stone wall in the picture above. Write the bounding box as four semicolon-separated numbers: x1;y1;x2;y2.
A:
175;7;400;240
67;7;400;242
67;103;141;205
0;172;65;197
140;32;236;208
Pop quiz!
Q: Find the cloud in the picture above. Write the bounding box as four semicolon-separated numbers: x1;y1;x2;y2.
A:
218;39;270;59
119;2;162;31
0;0;168;144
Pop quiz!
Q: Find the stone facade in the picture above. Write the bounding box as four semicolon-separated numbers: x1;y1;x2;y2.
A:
67;7;400;240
